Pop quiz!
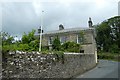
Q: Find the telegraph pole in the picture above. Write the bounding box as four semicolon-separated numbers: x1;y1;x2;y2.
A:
39;10;44;52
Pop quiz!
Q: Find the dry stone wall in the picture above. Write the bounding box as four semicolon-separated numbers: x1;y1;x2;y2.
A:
2;52;96;78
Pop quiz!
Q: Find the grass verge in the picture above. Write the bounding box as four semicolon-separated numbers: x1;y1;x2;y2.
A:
97;52;120;62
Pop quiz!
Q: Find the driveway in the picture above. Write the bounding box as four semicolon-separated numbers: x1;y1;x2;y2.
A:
75;60;119;79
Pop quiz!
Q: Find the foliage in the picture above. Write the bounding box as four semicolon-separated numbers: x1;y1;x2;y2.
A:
52;36;81;52
1;32;15;52
42;46;49;51
2;44;17;52
2;29;39;52
28;40;39;51
96;16;120;53
62;41;81;53
41;50;52;54
22;29;36;44
1;32;14;45
18;44;29;51
18;29;39;51
52;36;61;51
109;44;119;53
2;16;119;54
96;22;111;51
53;51;64;63
97;52;120;62
108;16;120;48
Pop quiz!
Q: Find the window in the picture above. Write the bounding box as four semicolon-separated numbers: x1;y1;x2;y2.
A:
60;36;67;44
77;35;83;44
48;36;54;45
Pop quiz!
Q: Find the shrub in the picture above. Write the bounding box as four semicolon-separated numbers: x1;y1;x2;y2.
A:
41;50;52;54
53;51;64;63
17;44;29;51
28;40;39;51
52;37;61;51
42;46;49;51
97;52;119;61
109;44;119;53
62;42;81;53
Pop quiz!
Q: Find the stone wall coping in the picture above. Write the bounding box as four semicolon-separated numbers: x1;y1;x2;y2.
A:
64;52;94;54
8;51;94;55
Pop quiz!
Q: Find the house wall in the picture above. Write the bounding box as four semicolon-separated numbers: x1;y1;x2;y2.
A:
42;36;48;46
82;29;95;53
42;33;78;46
84;29;93;44
42;29;95;54
81;44;94;53
68;33;77;42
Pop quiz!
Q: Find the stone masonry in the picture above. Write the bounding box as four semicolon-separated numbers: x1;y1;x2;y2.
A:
2;52;96;78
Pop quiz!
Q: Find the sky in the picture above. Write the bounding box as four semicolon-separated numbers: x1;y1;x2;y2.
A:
0;0;119;39
118;1;120;16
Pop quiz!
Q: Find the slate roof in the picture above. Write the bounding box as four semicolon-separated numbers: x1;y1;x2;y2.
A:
42;27;92;35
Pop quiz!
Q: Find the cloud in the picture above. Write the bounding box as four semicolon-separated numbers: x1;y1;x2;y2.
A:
1;0;119;38
2;2;39;36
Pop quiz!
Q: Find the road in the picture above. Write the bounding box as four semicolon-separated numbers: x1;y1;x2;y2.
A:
75;60;119;79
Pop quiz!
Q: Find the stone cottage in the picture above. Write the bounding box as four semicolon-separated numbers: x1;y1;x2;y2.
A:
37;18;97;54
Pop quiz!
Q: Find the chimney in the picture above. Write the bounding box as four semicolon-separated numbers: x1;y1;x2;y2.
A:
88;17;93;28
38;26;43;33
59;24;64;30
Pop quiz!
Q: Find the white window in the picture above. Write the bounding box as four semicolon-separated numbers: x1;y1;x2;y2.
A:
60;36;67;44
77;35;83;44
48;36;54;45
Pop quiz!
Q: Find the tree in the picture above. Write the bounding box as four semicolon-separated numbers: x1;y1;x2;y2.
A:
1;32;14;45
21;29;39;51
22;29;36;44
29;40;39;51
96;16;120;53
108;16;120;48
1;29;39;52
52;36;61;51
96;21;112;52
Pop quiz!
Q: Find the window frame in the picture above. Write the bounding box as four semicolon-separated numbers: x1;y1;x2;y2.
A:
48;36;54;45
77;34;83;44
60;36;67;44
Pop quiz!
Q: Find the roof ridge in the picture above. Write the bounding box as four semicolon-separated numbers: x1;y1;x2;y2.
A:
47;27;88;32
43;27;89;35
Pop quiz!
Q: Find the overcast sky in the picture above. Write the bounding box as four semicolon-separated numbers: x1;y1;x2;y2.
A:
1;0;119;39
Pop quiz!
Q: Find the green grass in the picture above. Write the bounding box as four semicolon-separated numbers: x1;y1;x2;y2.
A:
97;52;120;62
